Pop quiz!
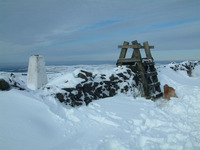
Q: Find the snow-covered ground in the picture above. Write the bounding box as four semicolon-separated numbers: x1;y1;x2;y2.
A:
0;62;200;150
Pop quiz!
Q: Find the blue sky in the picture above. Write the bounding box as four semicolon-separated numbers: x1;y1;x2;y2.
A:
0;0;200;66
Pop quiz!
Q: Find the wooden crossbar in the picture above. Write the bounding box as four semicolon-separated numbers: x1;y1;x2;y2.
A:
117;58;140;63
145;71;157;77
118;45;154;49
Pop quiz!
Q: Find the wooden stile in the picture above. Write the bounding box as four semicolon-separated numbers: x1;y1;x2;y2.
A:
116;40;162;100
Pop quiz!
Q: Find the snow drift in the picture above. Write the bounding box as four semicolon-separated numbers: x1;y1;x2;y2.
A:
0;61;200;150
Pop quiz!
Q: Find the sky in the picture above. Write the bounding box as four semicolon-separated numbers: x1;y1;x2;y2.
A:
0;0;200;67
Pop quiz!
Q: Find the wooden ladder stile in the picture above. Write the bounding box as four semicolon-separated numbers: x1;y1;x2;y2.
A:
116;40;163;100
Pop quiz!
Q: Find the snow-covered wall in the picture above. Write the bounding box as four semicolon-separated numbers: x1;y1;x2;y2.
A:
27;55;48;90
51;67;139;107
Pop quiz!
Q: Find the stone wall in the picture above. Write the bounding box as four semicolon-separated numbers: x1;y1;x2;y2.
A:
55;67;139;107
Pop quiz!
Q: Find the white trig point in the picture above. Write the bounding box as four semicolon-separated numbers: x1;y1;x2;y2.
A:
27;55;48;90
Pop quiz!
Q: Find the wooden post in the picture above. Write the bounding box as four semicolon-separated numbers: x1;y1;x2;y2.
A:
132;41;150;98
117;41;129;66
119;41;129;58
132;40;142;60
143;41;153;60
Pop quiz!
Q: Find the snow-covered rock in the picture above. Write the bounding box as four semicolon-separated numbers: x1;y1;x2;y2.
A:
27;55;48;90
161;60;200;76
0;79;10;91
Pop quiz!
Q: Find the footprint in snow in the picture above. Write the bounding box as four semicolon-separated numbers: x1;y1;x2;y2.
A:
88;114;119;127
106;112;122;120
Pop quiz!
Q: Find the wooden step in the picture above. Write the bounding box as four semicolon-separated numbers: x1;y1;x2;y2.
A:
145;71;157;77
143;62;154;66
148;82;160;88
117;58;140;63
142;58;153;63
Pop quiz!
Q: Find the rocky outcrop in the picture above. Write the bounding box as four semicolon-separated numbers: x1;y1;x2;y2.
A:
169;61;200;76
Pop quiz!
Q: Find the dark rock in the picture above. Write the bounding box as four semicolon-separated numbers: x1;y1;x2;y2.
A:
113;84;120;90
118;80;123;83
100;74;106;80
56;93;65;103
77;91;83;99
124;85;129;91
102;93;109;98
116;73;129;80
94;87;103;99
84;97;92;106
103;81;112;86
120;85;129;93
71;101;83;107
116;73;124;77
104;84;111;91
100;76;106;80
0;79;10;91
69;92;78;101
10;73;15;78
109;88;116;97
81;70;93;77
65;99;70;103
76;83;83;89
93;82;99;88
83;83;93;94
77;73;88;81
109;74;119;81
126;69;132;75
112;81;118;86
18;87;25;90
62;88;76;92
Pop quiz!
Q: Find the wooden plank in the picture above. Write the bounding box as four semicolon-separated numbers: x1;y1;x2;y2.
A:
119;41;129;58
117;58;140;63
149;82;160;87
118;45;154;49
118;45;141;49
145;72;157;77
143;62;154;66
143;41;153;59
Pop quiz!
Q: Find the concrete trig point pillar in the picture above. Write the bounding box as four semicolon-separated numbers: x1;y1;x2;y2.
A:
27;55;48;90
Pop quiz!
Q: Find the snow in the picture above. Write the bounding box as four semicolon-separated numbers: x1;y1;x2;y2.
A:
193;65;200;77
1;62;200;150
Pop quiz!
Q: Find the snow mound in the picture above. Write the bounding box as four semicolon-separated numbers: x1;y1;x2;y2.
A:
192;65;200;77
